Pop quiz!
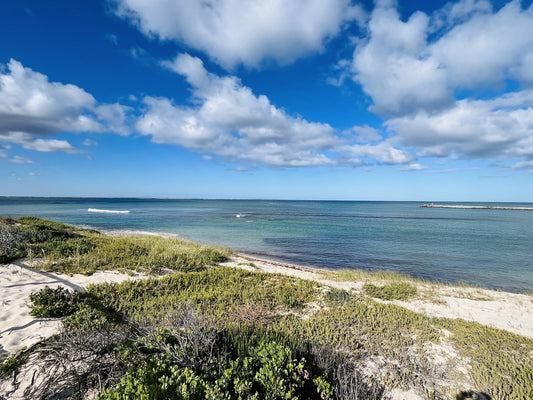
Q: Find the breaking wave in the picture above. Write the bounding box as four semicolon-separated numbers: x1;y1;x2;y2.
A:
88;208;130;214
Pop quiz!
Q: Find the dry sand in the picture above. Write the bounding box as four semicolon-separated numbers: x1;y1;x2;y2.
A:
0;260;145;358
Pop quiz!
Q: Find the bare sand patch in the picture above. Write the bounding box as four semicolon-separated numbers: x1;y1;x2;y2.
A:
0;260;144;357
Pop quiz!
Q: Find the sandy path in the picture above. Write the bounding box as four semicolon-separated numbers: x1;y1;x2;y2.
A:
224;253;533;338
0;260;144;357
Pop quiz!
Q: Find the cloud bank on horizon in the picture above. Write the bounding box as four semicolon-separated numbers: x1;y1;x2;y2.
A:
1;0;533;173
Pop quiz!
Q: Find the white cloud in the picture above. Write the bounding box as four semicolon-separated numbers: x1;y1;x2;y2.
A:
512;160;533;171
0;132;82;154
139;54;342;167
9;155;35;164
400;163;427;171
95;103;133;136
344;125;383;143
387;90;533;160
0;59;132;155
139;53;414;168
341;0;533;167
112;0;365;69
430;0;492;32
342;141;415;164
351;0;533;116
0;59;101;133
83;138;98;146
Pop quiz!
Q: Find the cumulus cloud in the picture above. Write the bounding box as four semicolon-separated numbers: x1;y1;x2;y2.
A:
344;125;383;143
0;132;82;153
138;54;344;167
0;59;131;154
0;59;101;133
341;0;533;168
387;90;533;160
342;141;415;164
351;0;533;116
430;0;492;32
111;0;365;69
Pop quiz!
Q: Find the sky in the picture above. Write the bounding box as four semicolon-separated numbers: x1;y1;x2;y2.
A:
1;0;533;201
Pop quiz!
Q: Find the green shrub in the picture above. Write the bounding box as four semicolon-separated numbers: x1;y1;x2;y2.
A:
99;356;207;400
363;282;417;301
28;286;79;318
100;340;332;400
438;318;533;400
37;236;95;258
86;268;319;323
62;304;122;331
17;216;77;232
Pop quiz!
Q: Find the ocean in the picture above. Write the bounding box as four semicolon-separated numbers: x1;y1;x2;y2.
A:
1;197;532;293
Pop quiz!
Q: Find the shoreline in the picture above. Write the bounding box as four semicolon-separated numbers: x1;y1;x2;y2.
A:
103;227;530;294
2;223;532;361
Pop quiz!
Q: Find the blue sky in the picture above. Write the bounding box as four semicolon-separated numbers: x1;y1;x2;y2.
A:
1;0;533;201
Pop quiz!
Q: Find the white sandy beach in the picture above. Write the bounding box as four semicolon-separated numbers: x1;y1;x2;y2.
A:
0;261;145;357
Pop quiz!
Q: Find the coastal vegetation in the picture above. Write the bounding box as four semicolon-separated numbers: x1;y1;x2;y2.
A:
363;282;418;301
1;217;533;399
0;216;231;274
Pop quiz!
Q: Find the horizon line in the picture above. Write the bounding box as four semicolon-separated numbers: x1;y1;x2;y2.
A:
0;196;531;203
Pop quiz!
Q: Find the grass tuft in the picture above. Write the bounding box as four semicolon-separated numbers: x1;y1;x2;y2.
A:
363;282;418;301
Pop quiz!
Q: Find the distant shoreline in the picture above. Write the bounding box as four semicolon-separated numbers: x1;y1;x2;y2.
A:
421;204;533;211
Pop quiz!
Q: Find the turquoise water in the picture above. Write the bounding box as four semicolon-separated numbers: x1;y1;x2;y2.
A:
1;197;532;293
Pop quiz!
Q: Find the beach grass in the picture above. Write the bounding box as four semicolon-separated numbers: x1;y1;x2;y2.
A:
0;216;231;274
363;282;418;301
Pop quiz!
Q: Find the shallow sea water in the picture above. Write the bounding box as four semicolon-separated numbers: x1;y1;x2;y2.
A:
1;197;532;293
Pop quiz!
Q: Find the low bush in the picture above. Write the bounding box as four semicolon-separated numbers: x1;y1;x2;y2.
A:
100;340;332;400
28;286;80;318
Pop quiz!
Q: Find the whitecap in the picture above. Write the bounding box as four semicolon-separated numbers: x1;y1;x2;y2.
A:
88;208;130;214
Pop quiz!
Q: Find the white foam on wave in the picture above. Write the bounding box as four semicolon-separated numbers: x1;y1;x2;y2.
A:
88;208;130;214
